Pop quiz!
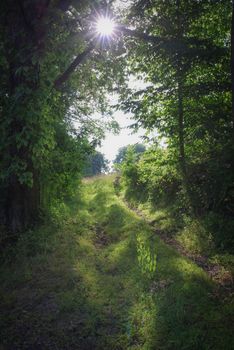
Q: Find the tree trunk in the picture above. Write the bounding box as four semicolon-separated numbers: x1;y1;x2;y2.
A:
176;0;187;180
3;0;48;232
231;0;234;139
177;77;187;179
230;0;234;208
2;0;93;232
175;0;195;212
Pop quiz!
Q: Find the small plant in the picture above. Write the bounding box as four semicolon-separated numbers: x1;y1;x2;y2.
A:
136;234;157;278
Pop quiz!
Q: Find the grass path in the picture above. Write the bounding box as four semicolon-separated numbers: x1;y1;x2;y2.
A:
0;175;233;349
125;201;234;293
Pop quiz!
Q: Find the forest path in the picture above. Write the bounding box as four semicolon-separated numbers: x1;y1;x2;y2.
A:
0;175;233;349
125;201;234;293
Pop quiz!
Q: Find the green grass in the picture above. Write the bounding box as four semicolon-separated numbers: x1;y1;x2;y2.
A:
0;174;233;349
133;200;234;279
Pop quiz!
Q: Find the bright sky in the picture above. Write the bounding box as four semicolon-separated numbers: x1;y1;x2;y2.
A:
97;109;145;163
97;76;148;163
92;1;164;164
87;1;148;163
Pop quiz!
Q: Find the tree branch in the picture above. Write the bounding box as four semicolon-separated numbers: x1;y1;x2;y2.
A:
53;24;223;90
54;42;95;89
56;0;72;12
118;26;163;45
117;25;220;53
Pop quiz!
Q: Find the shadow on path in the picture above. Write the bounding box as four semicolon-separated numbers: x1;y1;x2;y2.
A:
0;176;233;349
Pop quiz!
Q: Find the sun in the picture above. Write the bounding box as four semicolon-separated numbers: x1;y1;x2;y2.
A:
96;16;115;36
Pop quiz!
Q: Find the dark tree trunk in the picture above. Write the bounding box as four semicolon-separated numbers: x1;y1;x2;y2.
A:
3;0;48;232
175;0;196;213
177;77;187;179
176;0;186;179
2;0;92;232
231;0;234;138
177;75;197;214
230;0;234;205
5;176;40;232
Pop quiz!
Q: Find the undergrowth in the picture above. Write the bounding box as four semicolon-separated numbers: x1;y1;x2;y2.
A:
0;174;233;349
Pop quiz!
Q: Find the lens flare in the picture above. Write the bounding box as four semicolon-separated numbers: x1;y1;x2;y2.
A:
96;16;115;36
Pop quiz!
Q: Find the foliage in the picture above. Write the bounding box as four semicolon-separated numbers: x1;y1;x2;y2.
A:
1;1;233;348
115;0;234;255
113;143;146;165
118;0;233;217
119;141;234;251
83;151;109;177
120;145;180;206
0;0;127;231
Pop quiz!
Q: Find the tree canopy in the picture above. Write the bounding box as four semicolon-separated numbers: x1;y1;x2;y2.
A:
83;151;109;177
113;143;146;165
0;0;127;231
0;0;233;237
118;0;233;216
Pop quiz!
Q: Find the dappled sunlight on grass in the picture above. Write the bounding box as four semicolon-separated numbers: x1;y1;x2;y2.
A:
0;175;233;349
132;193;234;292
176;219;215;256
103;238;133;274
136;233;157;278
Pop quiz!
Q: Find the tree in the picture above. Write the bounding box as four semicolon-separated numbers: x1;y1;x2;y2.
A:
0;0;127;232
113;143;146;165
119;0;232;213
83;151;109;177
1;0;233;233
